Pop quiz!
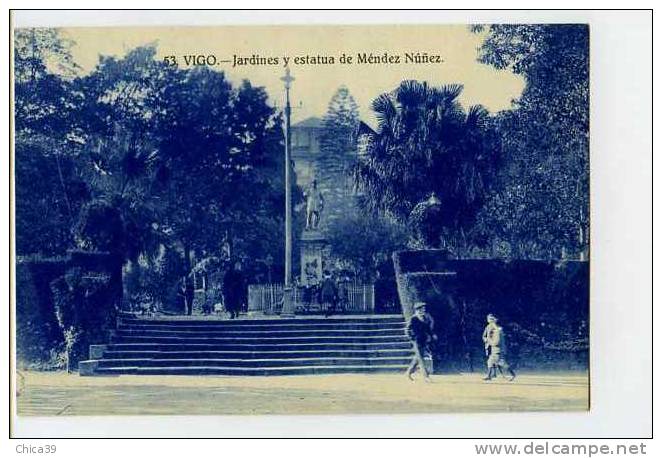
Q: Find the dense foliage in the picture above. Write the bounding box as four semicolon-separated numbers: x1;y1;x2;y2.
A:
14;25;590;321
50;267;116;371
355;80;500;251
356;25;589;260
325;213;407;281
473;24;590;259
14;30;295;311
15;258;68;369
14;30;85;256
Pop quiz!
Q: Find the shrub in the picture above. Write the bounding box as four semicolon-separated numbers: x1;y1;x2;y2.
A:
15;258;66;368
393;252;589;372
50;267;115;372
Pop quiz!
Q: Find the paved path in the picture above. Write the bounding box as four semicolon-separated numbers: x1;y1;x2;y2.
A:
16;371;588;416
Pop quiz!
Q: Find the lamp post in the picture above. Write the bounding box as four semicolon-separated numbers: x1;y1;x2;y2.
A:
280;67;296;317
281;67;294;287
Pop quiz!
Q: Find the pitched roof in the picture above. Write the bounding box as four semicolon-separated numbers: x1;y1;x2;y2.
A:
293;117;324;128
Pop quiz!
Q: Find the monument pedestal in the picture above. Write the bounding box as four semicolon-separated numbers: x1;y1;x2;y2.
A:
280;286;296;317
300;230;329;286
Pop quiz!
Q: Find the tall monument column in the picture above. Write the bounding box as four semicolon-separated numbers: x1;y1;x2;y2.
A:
280;67;296;317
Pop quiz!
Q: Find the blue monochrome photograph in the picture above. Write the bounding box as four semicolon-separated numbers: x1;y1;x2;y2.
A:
12;24;589;415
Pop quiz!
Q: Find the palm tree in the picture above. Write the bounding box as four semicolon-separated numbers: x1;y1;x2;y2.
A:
355;80;499;249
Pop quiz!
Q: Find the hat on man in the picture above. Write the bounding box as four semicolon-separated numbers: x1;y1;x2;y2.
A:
414;302;427;310
486;313;497;322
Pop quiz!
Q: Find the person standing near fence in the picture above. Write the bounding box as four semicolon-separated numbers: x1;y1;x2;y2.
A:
336;274;350;313
178;275;195;316
222;260;246;319
405;302;436;382
321;270;338;317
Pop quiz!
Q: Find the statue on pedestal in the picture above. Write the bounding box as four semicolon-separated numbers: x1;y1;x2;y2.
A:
304;179;324;231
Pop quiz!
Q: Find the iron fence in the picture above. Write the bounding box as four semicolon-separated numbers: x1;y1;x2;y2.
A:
247;283;375;315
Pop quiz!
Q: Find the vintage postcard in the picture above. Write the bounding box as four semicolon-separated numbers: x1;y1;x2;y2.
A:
12;22;590;418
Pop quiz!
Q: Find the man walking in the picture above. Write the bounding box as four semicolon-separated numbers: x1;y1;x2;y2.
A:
405;302;436;382
482;313;516;381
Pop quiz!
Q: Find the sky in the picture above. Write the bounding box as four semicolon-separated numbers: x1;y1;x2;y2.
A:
59;25;525;126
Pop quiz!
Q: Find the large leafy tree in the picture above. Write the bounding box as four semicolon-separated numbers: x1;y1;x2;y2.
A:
75;49;296;288
155;67;295;274
355;80;500;250
472;24;589;259
325;213;407;281
14;28;79;132
14;36;297;304
72;46;174;262
13;29;86;255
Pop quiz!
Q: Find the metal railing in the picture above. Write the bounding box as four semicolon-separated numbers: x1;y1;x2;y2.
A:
248;283;285;315
248;283;375;315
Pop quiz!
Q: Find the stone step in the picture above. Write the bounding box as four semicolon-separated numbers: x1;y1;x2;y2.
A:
120;316;404;327
117;322;405;332
101;349;414;360
82;315;412;376
105;342;413;352
115;328;406;338
88;364;409;376
111;335;410;345
96;356;412;368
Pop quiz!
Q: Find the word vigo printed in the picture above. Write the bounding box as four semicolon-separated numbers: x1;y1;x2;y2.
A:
164;51;445;68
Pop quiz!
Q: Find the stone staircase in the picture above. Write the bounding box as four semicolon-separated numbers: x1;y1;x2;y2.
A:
79;315;412;376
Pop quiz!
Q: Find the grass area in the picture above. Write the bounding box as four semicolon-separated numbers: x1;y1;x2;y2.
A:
16;370;589;416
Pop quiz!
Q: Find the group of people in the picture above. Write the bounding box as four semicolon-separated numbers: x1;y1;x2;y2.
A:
319;270;351;317
297;270;351;316
405;302;517;382
213;262;351;319
187;260;355;318
177;260;247;318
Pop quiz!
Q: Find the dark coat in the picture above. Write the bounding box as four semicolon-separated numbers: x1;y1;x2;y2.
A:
406;314;434;345
320;277;337;304
222;268;246;312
